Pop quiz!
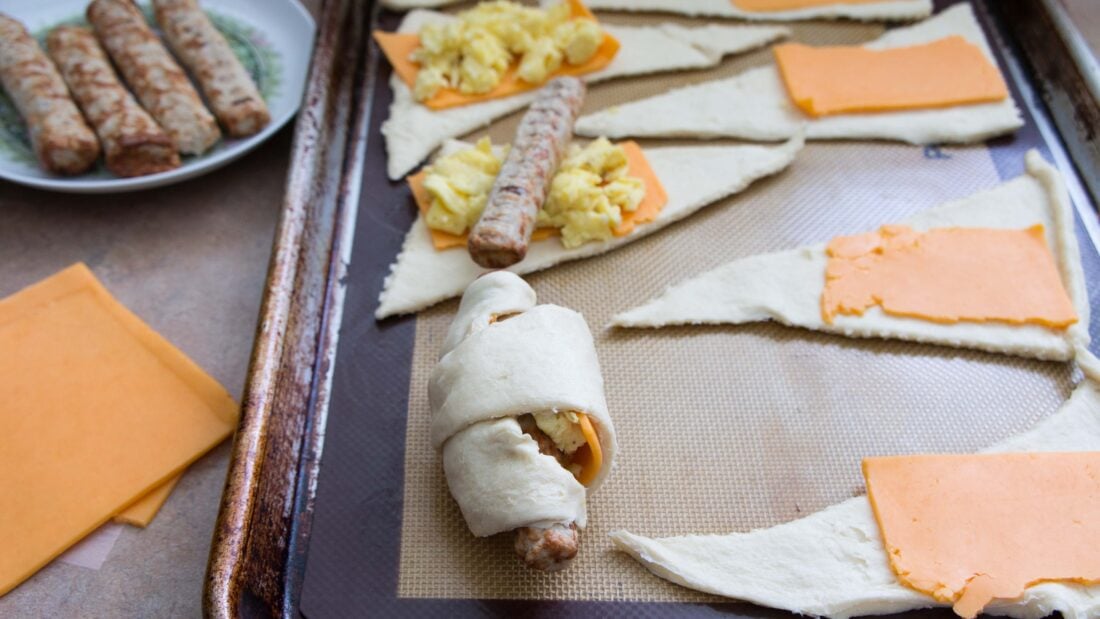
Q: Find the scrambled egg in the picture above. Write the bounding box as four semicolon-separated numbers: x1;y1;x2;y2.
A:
412;1;605;101
423;138;506;235
539;138;646;248
534;410;587;454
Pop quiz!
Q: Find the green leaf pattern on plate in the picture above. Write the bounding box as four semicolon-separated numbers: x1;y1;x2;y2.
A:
0;7;282;166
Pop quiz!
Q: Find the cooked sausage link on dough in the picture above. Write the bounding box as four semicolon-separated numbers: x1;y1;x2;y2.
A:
0;14;99;175
514;522;579;572
514;414;580;572
468;77;586;269
87;0;220;155
152;0;270;137
47;26;179;178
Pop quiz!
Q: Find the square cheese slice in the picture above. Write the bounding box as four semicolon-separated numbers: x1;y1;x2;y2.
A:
0;264;238;596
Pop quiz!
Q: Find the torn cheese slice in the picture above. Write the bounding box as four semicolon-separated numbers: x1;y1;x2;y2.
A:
376;137;803;318
611;380;1100;619
821;225;1078;328
575;3;1023;145
0;264;238;596
578;0;931;21
383;9;789;179
864;452;1100;618
611;151;1093;364
774;36;1008;116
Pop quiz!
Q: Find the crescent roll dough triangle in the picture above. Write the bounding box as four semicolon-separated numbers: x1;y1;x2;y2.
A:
383;0;931;21
612;151;1094;364
610;379;1100;619
577;0;931;21
382;9;788;179
376;136;802;318
575;3;1023;146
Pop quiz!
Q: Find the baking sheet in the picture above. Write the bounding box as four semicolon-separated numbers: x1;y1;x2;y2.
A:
299;0;1100;615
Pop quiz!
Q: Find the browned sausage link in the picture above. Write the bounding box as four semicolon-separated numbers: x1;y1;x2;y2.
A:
87;0;221;155
514;414;580;572
152;0;270;137
0;14;100;175
47;27;180;178
467;77;586;269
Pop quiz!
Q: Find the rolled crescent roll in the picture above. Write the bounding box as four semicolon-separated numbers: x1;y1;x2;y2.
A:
429;272;616;570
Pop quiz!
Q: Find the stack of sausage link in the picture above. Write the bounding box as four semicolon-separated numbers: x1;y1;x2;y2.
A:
0;0;271;178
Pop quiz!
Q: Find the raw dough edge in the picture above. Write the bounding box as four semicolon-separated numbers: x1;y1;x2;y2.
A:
610;151;1093;364
376;137;803;318
574;3;1024;146
382;9;788;179
611;379;1100;619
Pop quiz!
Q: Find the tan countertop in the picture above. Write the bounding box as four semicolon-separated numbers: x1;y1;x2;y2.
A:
0;1;320;615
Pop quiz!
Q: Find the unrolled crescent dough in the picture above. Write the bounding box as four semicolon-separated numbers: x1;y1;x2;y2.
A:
429;272;616;536
575;3;1024;146
580;0;931;21
382;9;789;179
612;151;1094;365
384;0;932;21
376;136;803;318
611;379;1100;618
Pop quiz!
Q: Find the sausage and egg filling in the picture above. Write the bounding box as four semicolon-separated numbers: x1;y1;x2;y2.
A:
422;137;647;249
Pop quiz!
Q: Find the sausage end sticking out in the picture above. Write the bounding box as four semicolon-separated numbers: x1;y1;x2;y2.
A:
514;413;580;572
467;77;586;269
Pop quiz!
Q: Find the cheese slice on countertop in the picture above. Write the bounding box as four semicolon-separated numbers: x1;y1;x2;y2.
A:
611;380;1100;619
575;3;1023;146
112;477;180;527
612;151;1093;365
774;36;1008;117
376;137;802;318
0;264;238;595
383;8;789;179
864;452;1100;618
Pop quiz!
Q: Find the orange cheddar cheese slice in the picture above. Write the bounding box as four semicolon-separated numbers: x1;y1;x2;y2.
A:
408;140;667;251
374;0;619;110
864;453;1100;618
113;477;180;527
821;224;1077;328
573;412;603;487
773;36;1009;117
733;0;895;11
0;264;238;596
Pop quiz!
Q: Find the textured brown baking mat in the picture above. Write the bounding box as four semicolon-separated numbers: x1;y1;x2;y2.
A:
299;0;1100;616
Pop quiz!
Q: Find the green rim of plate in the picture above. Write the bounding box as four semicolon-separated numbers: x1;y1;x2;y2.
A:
0;6;283;166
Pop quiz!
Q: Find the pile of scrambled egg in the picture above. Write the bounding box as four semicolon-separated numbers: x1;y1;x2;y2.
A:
540;138;646;248
423;137;506;235
412;1;604;101
423;137;646;248
533;411;588;454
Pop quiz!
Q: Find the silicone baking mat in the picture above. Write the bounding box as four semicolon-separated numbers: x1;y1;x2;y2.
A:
299;0;1100;615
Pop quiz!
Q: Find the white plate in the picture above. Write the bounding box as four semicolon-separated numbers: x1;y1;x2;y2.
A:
0;0;315;193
